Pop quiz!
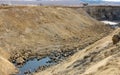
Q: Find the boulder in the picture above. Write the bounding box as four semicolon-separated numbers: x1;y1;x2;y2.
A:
112;34;120;44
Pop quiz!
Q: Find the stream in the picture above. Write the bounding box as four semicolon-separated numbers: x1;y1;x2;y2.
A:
15;49;77;75
17;57;53;75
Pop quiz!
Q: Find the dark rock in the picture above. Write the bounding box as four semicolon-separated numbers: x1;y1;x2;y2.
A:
85;6;120;21
24;69;31;74
112;34;120;44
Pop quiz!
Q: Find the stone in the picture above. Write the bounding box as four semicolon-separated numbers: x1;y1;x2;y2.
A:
112;34;120;44
16;57;25;65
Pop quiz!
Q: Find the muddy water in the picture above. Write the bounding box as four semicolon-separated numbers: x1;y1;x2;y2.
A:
17;57;52;75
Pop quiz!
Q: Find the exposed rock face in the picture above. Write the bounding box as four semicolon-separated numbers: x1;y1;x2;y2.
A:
84;6;120;21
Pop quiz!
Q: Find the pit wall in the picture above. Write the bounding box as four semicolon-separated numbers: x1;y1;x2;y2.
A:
83;6;120;21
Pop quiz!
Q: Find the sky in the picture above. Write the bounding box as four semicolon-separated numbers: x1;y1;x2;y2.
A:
41;0;120;1
53;0;120;1
33;0;120;1
0;0;120;1
105;0;120;1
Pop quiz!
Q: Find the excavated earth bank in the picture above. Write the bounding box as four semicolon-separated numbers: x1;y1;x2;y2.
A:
0;6;113;75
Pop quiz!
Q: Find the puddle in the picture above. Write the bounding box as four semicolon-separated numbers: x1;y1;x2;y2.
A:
15;50;77;75
17;57;52;75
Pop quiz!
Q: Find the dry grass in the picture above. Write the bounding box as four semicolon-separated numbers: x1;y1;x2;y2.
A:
0;48;17;75
0;6;111;53
0;6;112;75
35;28;120;75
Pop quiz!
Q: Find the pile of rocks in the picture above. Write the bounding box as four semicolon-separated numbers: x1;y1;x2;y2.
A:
49;49;77;63
10;49;36;66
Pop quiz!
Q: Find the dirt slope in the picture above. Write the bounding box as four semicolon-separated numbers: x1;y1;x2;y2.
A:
35;28;120;75
0;6;112;75
0;48;17;75
0;6;111;53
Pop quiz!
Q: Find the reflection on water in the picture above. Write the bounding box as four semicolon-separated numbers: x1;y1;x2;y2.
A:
17;57;52;75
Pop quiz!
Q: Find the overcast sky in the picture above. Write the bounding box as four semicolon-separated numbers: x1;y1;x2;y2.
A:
105;0;120;1
0;0;120;2
28;0;120;1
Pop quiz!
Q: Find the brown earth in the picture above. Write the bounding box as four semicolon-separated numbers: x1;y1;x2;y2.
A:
35;28;120;75
0;6;112;75
0;6;111;59
0;48;17;75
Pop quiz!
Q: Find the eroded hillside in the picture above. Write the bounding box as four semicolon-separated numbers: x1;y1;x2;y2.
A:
35;28;120;75
0;6;111;57
0;6;112;75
